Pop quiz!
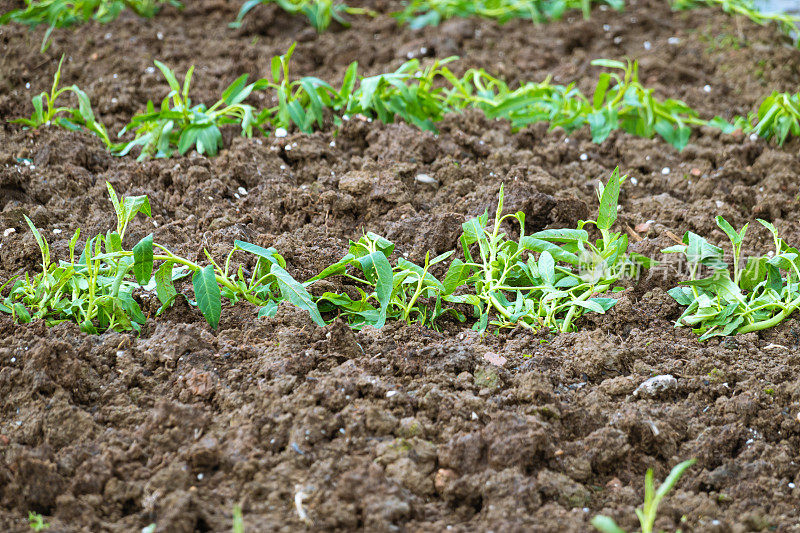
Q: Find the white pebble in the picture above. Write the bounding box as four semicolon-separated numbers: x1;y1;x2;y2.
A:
614;36;623;44
564;138;570;144
3;228;15;237
280;165;286;170
668;37;680;45
789;482;796;489
415;173;438;185
197;473;203;480
386;390;398;398
10;357;15;363
749;133;759;142
25;82;30;89
329;140;336;147
579;153;588;161
274;127;288;138
630;177;638;186
53;228;62;234
643;41;652;50
284;144;292;151
633;375;677;397
237;186;247;196
156;32;163;40
703;85;712;93
661;167;670;175
603;24;610;32
471;412;478;420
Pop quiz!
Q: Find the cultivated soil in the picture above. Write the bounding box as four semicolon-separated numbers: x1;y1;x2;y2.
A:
1;0;800;531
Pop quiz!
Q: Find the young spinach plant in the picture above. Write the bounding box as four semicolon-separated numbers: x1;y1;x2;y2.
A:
665;216;800;339
11;55;118;150
450;167;641;333
118;61;260;159
232;0;375;32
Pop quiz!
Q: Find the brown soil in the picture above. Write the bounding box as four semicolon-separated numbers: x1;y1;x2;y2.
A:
2;0;800;531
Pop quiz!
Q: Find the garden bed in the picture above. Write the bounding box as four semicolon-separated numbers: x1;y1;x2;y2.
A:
1;0;800;531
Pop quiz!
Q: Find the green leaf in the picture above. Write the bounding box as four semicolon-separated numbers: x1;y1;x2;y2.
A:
132;234;154;286
590;515;626;533
357;251;394;328
193;265;222;329
538;251;555;285
155;261;177;307
271;264;325;326
597;167;624;230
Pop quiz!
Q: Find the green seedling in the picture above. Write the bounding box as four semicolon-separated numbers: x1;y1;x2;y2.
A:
0;183;322;332
394;0;624;29
665;216;800;339
28;512;50;532
118;60;260;159
450;167;645;333
670;0;800;44
11;55;118;149
308;233;460;329
748;91;800;145
592;459;696;533
587;59;737;149
0;0;180;52
232;0;375;32
233;505;245;533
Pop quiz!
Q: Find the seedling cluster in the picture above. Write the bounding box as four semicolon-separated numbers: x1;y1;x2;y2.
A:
14;48;800;162
665;217;800;339
2;171;642;334
0;0;181;51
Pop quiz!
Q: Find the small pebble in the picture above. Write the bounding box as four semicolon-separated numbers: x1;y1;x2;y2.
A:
471;412;478;420
415;173;438;185
284;144;292;151
633;375;677;397
237;186;247;196
274;127;288;138
603;24;611;31
643;41;652;50
630;177;638;186
329;140;336;147
386;390;398;398
53;229;62;234
613;36;623;44
749;133;759;142
3;228;15;237
789;482;796;489
197;473;203;480
156;32;163;40
25;82;30;89
579;153;588;161
661;167;670;175
668;37;680;45
703;85;712;93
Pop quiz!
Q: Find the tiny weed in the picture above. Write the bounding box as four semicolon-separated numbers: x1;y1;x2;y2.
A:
670;0;800;43
592;459;696;533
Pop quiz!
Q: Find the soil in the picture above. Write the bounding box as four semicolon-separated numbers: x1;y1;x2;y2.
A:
2;0;800;531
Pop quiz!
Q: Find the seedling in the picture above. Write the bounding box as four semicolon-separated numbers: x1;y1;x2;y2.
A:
393;0;624;29
748;91;800;145
592;459;696;533
0;183;322;331
118;60;260;159
308;233;459;329
11;55;118;150
232;0;375;32
665;216;800;339
670;0;800;45
0;0;181;52
28;511;50;532
449;167;644;333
